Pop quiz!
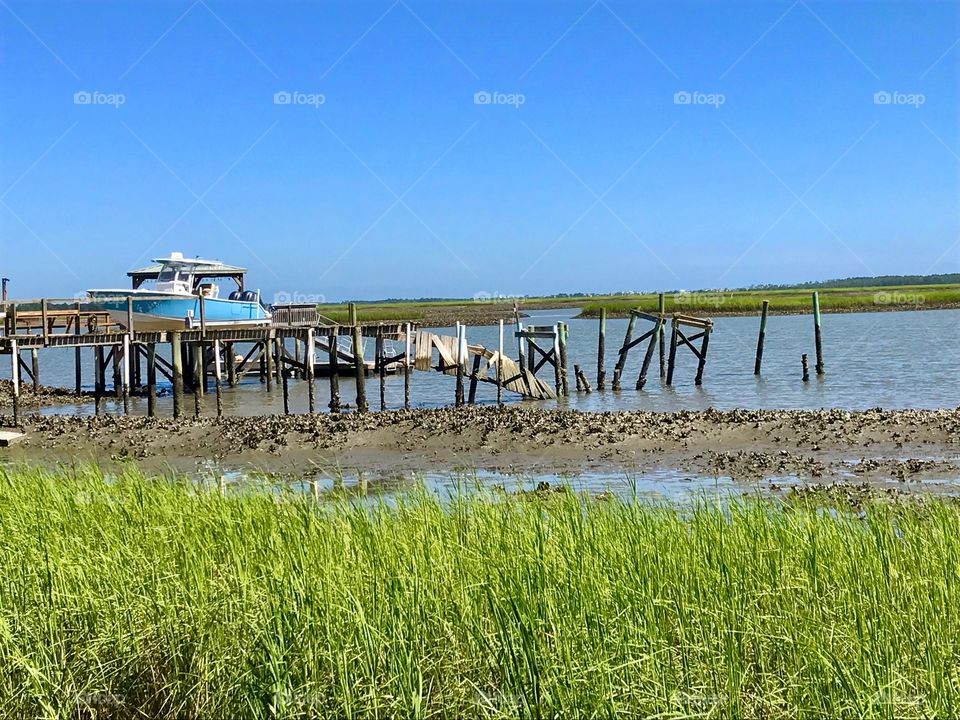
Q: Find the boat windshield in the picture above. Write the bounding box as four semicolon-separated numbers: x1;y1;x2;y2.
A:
157;266;179;283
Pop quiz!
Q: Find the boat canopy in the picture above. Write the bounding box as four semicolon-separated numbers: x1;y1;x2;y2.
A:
127;252;247;291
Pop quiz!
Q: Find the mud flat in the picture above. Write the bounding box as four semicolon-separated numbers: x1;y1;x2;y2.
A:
2;407;959;486
0;379;91;407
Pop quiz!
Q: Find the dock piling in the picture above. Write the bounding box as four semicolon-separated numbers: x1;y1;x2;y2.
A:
122;334;131;415
213;339;224;418
171;332;183;419
328;330;341;413
658;293;666;379
813;292;824;375
497;320;504;406
404;323;412;410
349;304;367;413
306;328;316;414
802;353;810;382
596;308;606;390
455;323;465;407
558;322;569;396
9;338;19;424
146;343;157;417
754;300;769;375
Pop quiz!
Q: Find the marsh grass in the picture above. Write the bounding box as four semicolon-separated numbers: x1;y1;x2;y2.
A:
1;465;958;718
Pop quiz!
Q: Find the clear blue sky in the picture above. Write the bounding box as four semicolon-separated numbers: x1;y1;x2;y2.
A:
2;0;958;301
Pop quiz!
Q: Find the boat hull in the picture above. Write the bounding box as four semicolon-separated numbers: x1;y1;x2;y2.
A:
87;292;271;331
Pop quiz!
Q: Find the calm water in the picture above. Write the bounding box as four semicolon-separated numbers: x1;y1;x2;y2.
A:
3;307;958;415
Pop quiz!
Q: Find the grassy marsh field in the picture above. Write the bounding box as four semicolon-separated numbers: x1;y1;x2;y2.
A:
3;464;960;718
316;284;960;325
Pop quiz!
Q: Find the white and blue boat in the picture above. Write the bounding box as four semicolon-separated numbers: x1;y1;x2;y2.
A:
88;253;272;331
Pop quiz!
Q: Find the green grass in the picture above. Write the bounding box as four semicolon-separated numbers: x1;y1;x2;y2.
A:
316;284;960;323
3;465;960;718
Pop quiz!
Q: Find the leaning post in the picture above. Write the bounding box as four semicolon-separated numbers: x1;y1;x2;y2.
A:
596;308;606;390
754;300;769;375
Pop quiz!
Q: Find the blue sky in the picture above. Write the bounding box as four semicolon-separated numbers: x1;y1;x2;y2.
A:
1;0;958;302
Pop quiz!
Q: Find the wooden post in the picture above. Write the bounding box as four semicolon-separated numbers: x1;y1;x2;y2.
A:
294;335;302;379
658;293;666;379
575;364;592;393
74;301;82;395
636;317;663;390
455;323;465;407
596;308;606;390
558;322;569;397
306;328;316;414
328;330;341;413
274;337;283;385
126;296;134;334
515;308;525;372
349;303;367;413
226;342;237;387
213;339;224;418
265;338;273;391
199;295;206;337
171;332;183;419
468;353;482;404
813;292;824;376
94;345;105;416
282;367;290;415
40;299;48;340
30;348;39;393
694;327;711;386
193;343;203;417
1;278;7;303
9;338;19;425
497;319;504;406
754;300;769;375
552;325;562;397
146;343;157;418
611;312;638;391
376;326;386;411
121;333;131;415
112;345;121;398
666;319;679;386
404;323;411;410
802;353;810;383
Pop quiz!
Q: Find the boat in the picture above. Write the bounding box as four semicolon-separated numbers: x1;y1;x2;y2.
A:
87;253;272;331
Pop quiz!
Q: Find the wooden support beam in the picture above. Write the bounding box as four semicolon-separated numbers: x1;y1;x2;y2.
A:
146;343;157;418
754;300;769;376
596;308;606;390
611;311;638;390
328;331;341;413
306;328;316;414
214;339;224;418
171;333;183;419
813;292;824;375
349;304;367;413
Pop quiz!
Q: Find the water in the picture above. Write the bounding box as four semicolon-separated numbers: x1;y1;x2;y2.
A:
3;307;958;415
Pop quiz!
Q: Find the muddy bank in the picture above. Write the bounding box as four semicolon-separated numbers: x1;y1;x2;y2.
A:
0;380;91;407
3;407;959;485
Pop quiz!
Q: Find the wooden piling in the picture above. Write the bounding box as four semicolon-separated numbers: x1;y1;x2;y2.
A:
376;327;386;411
29;348;39;393
596;308;606;390
146;343;157;418
226;342;237;387
94;345;105;416
404;323;412;410
754;300;769;375
74;301;82;394
193;343;203;417
552;325;562;397
213;339;224;418
455;323;465;407
496;320;504;406
558;322;569;396
694;327;711;386
468;353;482;404
9;338;19;424
636;317;663;390
122;334;131;415
282;368;290;415
611;312;638;391
274;337;283;385
802;353;810;383
666;320;679;386
265;338;273;391
813;292;824;375
658;293;666;379
171;332;183;419
306;328;316;414
349;303;367;413
575;364;592;393
328;330;341;413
